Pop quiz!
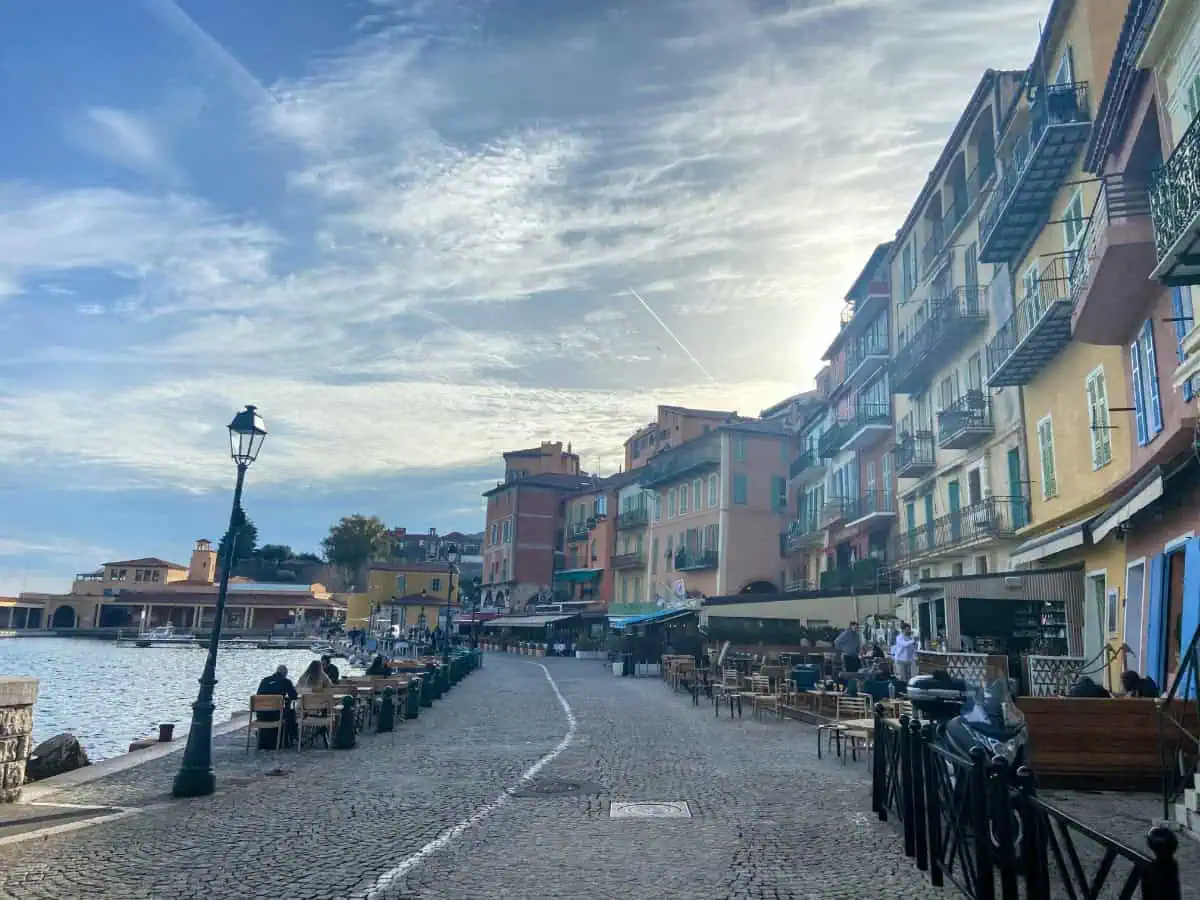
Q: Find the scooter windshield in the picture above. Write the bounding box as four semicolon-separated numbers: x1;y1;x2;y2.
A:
959;677;1025;738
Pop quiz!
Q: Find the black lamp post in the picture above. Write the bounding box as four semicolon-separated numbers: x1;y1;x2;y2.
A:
173;405;267;798
443;544;459;666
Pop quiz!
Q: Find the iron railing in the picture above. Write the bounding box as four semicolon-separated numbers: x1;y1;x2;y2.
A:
845;334;890;377
789;449;820;479
818;423;848;459
1070;173;1152;309
936;391;992;448
980;81;1092;250
849;491;896;520
1157;616;1200;822
610;552;646;571
675;549;718;571
921;222;948;275
874;713;1183;900
819;497;848;529
783;514;822;554
893;286;988;391
839;401;892;437
895;432;935;476
567;522;589;542
616;507;649;529
894;495;1029;563
819;557;896;593
1150;106;1200;264
986;255;1074;377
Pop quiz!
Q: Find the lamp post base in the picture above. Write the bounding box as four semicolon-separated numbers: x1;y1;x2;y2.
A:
171;695;217;798
172;766;216;798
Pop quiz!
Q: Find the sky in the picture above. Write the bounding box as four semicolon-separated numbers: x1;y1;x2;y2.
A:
0;0;1049;594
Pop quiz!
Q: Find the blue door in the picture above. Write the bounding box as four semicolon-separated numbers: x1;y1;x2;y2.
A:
1146;553;1166;686
923;493;935;554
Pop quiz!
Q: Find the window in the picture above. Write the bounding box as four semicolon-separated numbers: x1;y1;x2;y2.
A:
708;473;719;506
1085;366;1112;469
654;493;662;522
489;523;499;545
882;452;892;495
692;478;702;511
632;575;642;602
668;488;677;518
396;575;407;594
1053;47;1074;85
1130;319;1164;445
595;495;608;517
1022;263;1040;310
1062;189;1086;251
952;562;964;577
430;577;441;592
966;353;983;392
733;474;748;504
1037;414;1058;499
975;555;988;575
502;520;512;543
1172;287;1195;402
1106;584;1119;635
771;476;787;512
651;537;659;575
733;434;747;461
678;484;688;515
704;523;719;551
665;535;674;569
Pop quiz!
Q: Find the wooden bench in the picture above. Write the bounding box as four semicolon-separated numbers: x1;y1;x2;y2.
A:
1018;697;1198;791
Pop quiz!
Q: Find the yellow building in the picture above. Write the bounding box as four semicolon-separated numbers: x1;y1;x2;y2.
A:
345;561;458;629
979;0;1129;682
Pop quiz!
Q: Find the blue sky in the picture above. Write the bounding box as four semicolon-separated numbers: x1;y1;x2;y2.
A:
0;0;1046;593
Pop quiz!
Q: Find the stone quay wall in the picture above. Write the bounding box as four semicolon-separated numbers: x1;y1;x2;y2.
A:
0;677;38;802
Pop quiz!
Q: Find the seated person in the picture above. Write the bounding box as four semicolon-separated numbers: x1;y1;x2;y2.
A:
365;654;390;676
255;665;298;748
321;654;341;685
296;660;334;695
1120;669;1160;698
1069;675;1111;698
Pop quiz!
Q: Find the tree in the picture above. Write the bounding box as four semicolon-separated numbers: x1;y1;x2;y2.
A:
218;508;258;568
256;544;295;565
321;514;388;575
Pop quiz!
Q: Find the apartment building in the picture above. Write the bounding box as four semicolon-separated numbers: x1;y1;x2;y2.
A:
889;69;1028;588
981;0;1130;665
481;441;593;611
815;244;899;590
613;479;651;610
556;473;639;610
623;405;740;471
784;367;834;591
642;421;793;604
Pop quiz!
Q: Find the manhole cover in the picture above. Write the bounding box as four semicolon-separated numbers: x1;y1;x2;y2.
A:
609;801;692;819
511;778;600;798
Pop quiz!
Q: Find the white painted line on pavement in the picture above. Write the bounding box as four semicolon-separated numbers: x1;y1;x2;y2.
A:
363;662;577;899
0;804;169;847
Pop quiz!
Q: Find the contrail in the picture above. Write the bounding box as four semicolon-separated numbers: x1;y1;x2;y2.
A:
629;288;719;385
143;0;279;106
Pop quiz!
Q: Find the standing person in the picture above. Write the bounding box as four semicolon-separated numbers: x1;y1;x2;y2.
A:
892;623;918;685
834;621;862;674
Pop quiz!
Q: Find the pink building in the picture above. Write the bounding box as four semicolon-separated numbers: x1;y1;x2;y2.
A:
642;421;794;603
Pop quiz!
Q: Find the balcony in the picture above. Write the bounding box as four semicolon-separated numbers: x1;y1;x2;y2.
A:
979;82;1093;263
567;522;589;542
891;286;989;394
819;498;848;529
675;549;718;571
839;337;890;395
819;557;899;593
894;433;935;479
893;495;1030;563
986;255;1073;388
840;401;892;451
920;222;950;278
936;391;992;451
1151;108;1200;286
617;507;649;530
789;449;825;484
640;444;720;487
818;423;848;459
783;515;823;554
846;491;898;529
1071;175;1157;344
610;552;646;571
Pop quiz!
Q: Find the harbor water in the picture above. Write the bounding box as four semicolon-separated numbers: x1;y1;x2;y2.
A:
0;637;326;760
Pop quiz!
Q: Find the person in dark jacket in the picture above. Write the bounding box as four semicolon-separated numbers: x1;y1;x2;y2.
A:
321;655;340;685
365;654;389;676
1069;675;1111;698
1121;670;1160;698
255;665;298;748
834;622;862;673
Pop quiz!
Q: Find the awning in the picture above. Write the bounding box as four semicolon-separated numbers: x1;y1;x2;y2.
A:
1090;468;1165;543
482;614;577;629
609;608;696;629
552;568;603;583
1010;517;1092;567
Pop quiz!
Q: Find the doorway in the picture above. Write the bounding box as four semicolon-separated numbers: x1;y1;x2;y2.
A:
50;605;77;629
948;480;962;542
1007;448;1026;527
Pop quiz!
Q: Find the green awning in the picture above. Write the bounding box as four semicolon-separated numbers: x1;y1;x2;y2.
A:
553;568;604;583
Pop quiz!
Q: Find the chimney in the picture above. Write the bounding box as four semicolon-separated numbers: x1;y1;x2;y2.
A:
188;539;218;585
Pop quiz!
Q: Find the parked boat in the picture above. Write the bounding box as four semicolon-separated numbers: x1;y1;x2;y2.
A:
129;625;196;647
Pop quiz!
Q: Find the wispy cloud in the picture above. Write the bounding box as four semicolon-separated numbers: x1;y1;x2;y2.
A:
64;107;180;183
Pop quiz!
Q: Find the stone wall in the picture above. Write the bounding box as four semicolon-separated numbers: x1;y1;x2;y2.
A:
0;677;38;802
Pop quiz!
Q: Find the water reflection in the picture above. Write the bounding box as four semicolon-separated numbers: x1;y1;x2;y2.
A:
0;638;319;760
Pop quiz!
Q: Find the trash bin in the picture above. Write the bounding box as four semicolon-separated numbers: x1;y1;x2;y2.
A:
622;653;634;677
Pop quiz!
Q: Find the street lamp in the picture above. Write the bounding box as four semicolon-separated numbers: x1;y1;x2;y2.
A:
442;543;460;666
173;405;267;798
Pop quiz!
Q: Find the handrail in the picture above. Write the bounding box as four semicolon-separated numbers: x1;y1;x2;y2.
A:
1157;614;1200;820
1070;173;1151;310
1150;103;1200;262
986;254;1074;375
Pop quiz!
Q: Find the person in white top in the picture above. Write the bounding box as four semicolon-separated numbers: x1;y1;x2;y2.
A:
891;622;918;684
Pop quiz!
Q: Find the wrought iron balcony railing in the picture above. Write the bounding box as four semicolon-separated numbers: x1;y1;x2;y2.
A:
617;507;650;530
921;222;948;275
893;495;1030;563
789;449;821;479
892;286;988;394
782;513;823;554
1150;107;1200;281
818;423;848;459
675;549;718;571
819;497;849;529
986;254;1075;386
610;551;646;571
819;557;898;593
848;491;897;522
936;390;992;450
894;432;935;478
567;522;589;542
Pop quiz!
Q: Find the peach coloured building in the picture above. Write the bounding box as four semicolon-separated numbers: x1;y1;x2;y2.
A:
623;405;744;471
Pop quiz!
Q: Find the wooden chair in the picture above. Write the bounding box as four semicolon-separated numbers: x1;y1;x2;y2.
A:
297;692;335;749
712;668;743;718
745;675;779;719
816;694;868;759
245;694;286;751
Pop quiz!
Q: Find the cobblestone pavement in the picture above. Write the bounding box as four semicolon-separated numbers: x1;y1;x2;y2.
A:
0;657;942;899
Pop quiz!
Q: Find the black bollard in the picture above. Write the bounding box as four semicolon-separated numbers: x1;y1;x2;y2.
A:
871;703;886;819
988;756;1018;900
899;714;916;859
376;687;396;733
332;695;357;749
1146;825;1181;900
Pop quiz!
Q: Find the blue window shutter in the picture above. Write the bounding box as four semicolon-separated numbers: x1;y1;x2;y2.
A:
1144;320;1164;435
1130;341;1148;445
1173;288;1196;402
1146;553;1167;685
1181;538;1200;700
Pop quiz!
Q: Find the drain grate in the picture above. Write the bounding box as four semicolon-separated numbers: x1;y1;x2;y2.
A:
609;801;692;819
511;778;602;798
